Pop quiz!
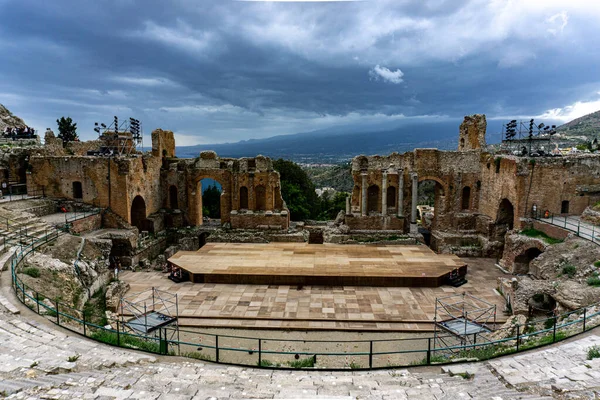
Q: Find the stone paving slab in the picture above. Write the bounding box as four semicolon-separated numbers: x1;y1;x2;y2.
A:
121;257;507;331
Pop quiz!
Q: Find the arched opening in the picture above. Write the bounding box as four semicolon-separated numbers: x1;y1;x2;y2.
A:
528;293;557;317
130;195;147;232
169;185;178;209
255;185;266;211
561;200;570;214
367;184;380;213
460;137;465;148
417;179;445;232
387;186;397;209
201;178;222;224
239;186;249;209
497;198;514;230
513;247;543;275
461;186;471;210
72;181;83;199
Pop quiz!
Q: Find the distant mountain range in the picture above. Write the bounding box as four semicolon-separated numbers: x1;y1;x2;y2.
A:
176;119;506;163
176;109;600;162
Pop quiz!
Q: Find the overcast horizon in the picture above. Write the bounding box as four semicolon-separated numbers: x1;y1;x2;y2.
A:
1;0;600;146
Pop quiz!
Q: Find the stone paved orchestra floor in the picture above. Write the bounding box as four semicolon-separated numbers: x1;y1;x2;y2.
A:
121;255;508;331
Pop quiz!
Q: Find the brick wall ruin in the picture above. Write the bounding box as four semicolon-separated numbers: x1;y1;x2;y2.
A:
27;129;289;232
348;114;600;256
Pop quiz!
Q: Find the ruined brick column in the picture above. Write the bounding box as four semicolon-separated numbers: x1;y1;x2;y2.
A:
249;173;255;210
398;169;404;217
411;172;418;224
381;171;388;216
361;172;368;216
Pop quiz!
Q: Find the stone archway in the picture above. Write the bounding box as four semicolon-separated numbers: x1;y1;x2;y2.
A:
462;186;471;210
528;293;557;317
239;186;249;209
130;195;147;232
415;176;448;230
495;198;515;247
497;198;515;230
169;185;178;209
387;186;397;209
255;185;266;211
367;184;380;213
513;247;543;275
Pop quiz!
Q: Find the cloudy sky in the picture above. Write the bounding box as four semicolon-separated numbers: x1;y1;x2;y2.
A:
1;0;600;145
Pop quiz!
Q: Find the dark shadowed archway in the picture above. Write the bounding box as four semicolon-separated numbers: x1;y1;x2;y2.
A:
72;181;83;199
514;247;543;275
462;186;471;210
497;198;514;230
169;185;178;209
255;185;266;211
387;186;397;208
131;195;147;232
367;184;379;213
240;186;249;209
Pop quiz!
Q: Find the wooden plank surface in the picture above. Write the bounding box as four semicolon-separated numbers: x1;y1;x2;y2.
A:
168;243;465;279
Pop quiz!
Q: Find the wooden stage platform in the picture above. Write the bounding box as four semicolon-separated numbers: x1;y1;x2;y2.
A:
168;243;467;287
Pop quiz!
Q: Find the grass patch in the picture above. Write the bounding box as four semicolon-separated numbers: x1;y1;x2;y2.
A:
593;260;600;268
520;331;568;350
410;354;447;365
90;330;160;353
349;361;362;369
258;359;280;367
587;345;600;360
561;264;577;278
83;288;108;326
588;273;600;287
288;356;316;369
457;372;474;380
181;351;213;362
67;354;80;362
520;228;563;245
456;345;498;361
22;267;40;278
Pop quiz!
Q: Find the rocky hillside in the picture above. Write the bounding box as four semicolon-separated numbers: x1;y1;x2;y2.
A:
0;103;26;131
557;109;600;140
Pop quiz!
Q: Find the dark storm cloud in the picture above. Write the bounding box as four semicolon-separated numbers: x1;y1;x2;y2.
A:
1;0;599;145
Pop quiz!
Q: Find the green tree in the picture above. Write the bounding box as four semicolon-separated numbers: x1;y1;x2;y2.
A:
318;191;348;220
56;116;79;146
273;159;320;221
202;184;221;218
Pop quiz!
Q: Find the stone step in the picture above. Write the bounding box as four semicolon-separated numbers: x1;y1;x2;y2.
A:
0;294;20;314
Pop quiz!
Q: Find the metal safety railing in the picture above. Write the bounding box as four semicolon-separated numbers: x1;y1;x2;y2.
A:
533;210;600;245
8;224;600;369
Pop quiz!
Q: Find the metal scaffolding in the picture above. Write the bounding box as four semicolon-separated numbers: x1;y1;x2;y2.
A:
433;292;496;355
119;287;179;344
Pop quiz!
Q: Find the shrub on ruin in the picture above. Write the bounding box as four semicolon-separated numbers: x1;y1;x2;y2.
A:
587;345;600;360
22;267;40;278
587;273;600;287
561;264;577;278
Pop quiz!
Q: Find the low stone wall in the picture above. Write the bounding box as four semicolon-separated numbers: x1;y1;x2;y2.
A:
345;214;406;231
532;220;570;240
230;211;289;230
69;214;102;235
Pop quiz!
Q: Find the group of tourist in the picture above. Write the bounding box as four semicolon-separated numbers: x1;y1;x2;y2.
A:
2;126;36;139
